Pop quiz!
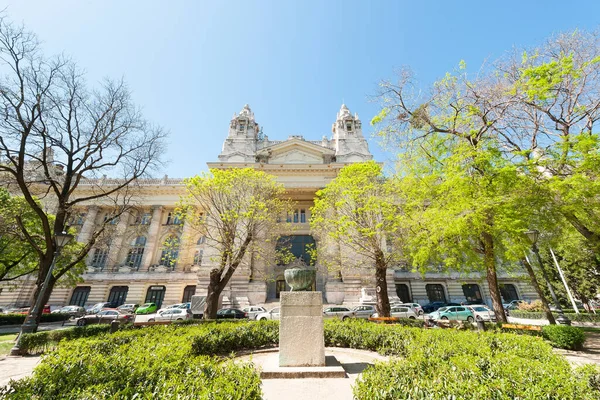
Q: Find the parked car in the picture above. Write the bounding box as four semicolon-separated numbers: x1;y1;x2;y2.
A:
216;308;248;319
323;306;356;320
164;302;191;310
352;305;376;319
86;302;117;314
256;307;280;321
428;306;474;322
502;300;525;309
16;305;51;315
422;302;460;314
51;305;86;318
135;303;158;315
392;302;424;316
117;303;139;313
467;305;496;322
149;308;192;322
372;306;418;319
76;309;133;326
242;306;267;320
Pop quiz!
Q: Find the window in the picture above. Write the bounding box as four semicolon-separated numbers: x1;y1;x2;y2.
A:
346;121;352;131
276;235;316;265
126;236;146;270
91;248;109;269
104;214;119;225
182;285;196;303
286;213;292;223
134;212;151;225
300;209;306;223
462;284;483;303
396;284;412;303
69;286;91;307
165;212;181;225
193;250;203;266
197;236;206;245
107;286;129;307
426;284;446;302
145;285;166;308
499;284;519;302
293;210;299;223
70;213;86;226
159;236;180;268
239;123;245;132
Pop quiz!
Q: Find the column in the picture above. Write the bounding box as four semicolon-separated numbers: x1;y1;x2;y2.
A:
77;206;99;243
106;211;131;270
141;206;163;269
177;219;194;269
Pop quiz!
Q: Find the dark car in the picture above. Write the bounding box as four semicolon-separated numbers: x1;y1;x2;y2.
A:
215;308;248;319
76;309;133;326
422;302;461;314
86;302;118;314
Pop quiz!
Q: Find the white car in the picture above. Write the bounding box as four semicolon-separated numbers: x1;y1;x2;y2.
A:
352;305;376;319
467;305;496;322
323;306;356;320
391;302;424;316
256;307;280;321
242;306;267;320
372;306;418;319
149;308;192;322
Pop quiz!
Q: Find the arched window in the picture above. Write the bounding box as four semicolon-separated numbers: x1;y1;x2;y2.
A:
126;236;146;270
159;236;180;269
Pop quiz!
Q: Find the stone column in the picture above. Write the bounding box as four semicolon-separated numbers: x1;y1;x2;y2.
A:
178;219;194;269
106;212;131;270
77;206;99;243
141;206;163;269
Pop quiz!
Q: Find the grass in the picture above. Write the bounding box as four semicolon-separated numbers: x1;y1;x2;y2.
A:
0;333;17;356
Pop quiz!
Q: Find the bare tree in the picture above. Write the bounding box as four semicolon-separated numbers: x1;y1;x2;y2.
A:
0;16;166;327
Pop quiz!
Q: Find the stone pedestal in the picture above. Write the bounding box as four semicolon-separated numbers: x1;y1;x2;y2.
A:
279;291;325;367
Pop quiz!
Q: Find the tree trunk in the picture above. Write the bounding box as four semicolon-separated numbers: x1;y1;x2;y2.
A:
522;258;556;324
481;232;507;323
204;269;222;320
564;212;600;253
374;250;391;317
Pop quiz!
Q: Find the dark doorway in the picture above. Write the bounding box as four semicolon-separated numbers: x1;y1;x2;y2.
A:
499;284;519;302
395;283;412;303
145;285;166;308
462;284;483;303
70;286;91;307
426;284;446;302
182;285;196;303
276;235;316;265
107;286;129;307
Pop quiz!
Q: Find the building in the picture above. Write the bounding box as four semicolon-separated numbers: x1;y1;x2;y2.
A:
0;104;536;310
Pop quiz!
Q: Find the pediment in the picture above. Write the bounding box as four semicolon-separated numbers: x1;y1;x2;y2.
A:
257;139;335;165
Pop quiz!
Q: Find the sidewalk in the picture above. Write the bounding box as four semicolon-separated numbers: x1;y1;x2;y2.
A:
0;355;41;387
554;332;600;367
0;321;75;335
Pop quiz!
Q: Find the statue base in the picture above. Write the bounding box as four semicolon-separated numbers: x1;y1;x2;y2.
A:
279;291;325;367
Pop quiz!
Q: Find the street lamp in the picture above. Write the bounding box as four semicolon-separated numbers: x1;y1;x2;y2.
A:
11;231;74;355
525;230;571;325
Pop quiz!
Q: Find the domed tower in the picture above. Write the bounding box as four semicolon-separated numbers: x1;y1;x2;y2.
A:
218;104;260;162
331;104;372;162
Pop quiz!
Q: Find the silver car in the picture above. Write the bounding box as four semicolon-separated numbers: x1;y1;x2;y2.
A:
256;307;280;321
242;306;267;320
352;305;376;319
323;306;356;320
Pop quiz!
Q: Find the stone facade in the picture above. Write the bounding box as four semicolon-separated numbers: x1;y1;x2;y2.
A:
0;104;536;310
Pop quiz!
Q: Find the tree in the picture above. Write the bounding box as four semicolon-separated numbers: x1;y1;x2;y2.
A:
311;161;403;318
0;16;166;327
178;168;291;319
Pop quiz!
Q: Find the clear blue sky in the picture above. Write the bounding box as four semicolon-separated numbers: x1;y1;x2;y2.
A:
3;1;600;177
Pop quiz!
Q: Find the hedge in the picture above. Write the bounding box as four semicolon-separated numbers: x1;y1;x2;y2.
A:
0;313;69;326
542;325;587;350
509;310;600;323
18;325;112;354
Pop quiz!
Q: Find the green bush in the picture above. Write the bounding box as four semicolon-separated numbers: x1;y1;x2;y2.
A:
191;320;278;355
0;313;69;326
542;325;586;350
2;323;263;399
19;325;112;354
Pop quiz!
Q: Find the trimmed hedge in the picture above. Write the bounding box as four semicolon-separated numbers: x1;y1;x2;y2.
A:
0;313;69;326
18;325;112;354
542;325;587;350
510;310;600;323
191;321;278;355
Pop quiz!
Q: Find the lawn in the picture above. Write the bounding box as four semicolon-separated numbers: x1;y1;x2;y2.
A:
0;333;17;357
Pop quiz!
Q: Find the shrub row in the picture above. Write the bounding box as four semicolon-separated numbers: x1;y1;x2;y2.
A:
190;321;278;355
510;310;600;323
542;325;587;350
2;322;264;399
18;324;112;354
0;313;69;326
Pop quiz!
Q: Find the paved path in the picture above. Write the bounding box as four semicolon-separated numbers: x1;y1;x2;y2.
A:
555;332;600;367
0;355;41;388
0;321;76;335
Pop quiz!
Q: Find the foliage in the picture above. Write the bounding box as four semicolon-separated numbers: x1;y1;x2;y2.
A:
1;323;262;399
178;168;292;318
311;161;405;316
0;313;69;327
191;321;278;355
542;325;586;350
518;300;545;312
17;325;112;354
509;310;600;323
